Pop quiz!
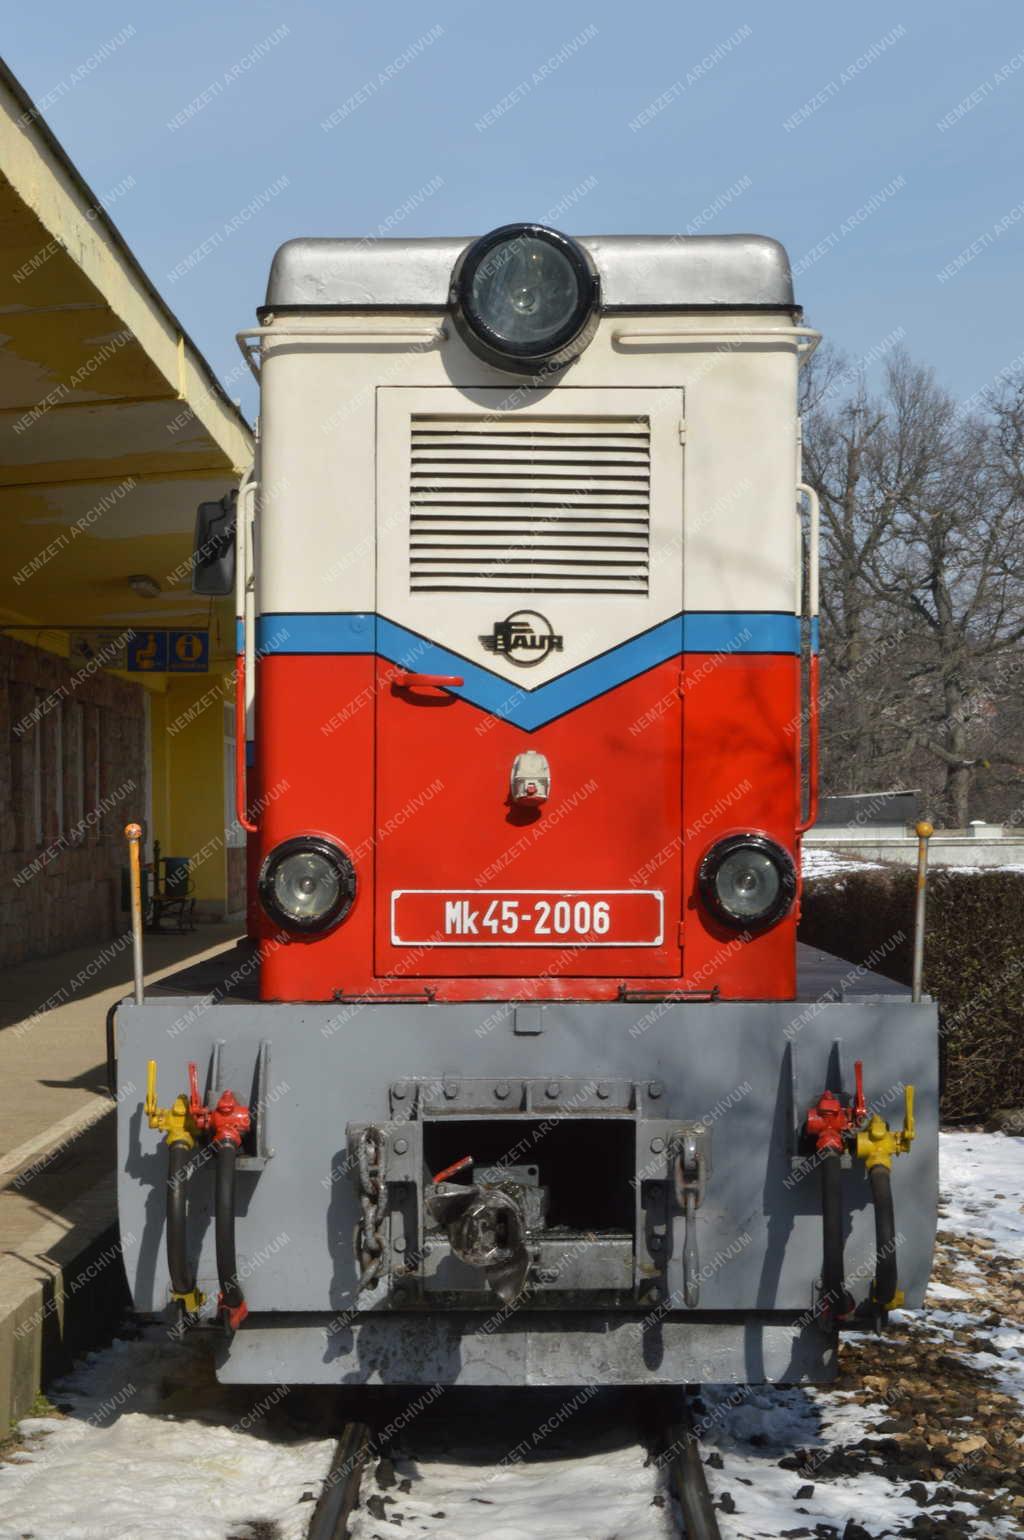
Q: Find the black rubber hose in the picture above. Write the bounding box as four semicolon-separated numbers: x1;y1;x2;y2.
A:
166;1139;196;1298
820;1150;852;1320
869;1163;899;1310
215;1139;245;1320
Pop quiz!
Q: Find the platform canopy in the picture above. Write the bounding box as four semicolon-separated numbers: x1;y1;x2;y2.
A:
0;59;252;665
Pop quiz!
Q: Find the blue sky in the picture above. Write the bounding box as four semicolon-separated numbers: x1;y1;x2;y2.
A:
7;0;1024;420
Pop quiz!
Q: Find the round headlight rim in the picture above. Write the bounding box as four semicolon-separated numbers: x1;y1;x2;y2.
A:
450;223;600;373
697;832;797;932
258;834;356;935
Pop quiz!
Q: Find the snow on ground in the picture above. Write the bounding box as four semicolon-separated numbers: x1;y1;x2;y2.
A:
0;1328;335;1540
348;1432;674;1540
1;1133;1021;1539
938;1132;1024;1259
801;848;886;879
699;1131;1024;1540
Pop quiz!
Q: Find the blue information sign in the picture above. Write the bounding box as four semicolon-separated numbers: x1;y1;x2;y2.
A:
168;630;209;672
126;631;168;672
125;630;209;672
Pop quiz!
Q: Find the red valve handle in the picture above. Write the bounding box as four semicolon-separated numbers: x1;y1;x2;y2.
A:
432;1154;474;1184
853;1060;866;1125
394;671;464;689
186;1061;251;1145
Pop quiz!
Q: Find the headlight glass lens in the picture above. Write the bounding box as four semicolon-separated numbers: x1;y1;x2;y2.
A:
698;834;796;930
259;837;355;933
451;224;599;372
273;850;341;924
713;848;781;920
470;237;580;348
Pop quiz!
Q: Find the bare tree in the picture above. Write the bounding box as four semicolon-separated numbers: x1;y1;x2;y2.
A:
803;350;1024;825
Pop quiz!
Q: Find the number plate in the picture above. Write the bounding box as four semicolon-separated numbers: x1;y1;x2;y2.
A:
390;889;665;946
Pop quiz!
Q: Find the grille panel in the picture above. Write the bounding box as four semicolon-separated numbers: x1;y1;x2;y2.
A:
409;415;651;594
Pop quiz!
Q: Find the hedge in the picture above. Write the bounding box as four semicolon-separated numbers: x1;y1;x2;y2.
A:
799;863;1024;1122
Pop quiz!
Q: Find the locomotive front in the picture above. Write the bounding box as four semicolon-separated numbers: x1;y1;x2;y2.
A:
116;227;938;1387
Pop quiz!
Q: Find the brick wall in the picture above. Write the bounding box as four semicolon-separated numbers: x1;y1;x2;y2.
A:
0;635;147;966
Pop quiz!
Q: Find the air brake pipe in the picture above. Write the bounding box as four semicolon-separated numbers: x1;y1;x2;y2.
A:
805;1075;863;1323
819;1150;853;1321
187;1067;253;1331
868;1164;899;1314
166;1138;199;1304
215;1137;248;1331
144;1060;204;1315
856;1084;916;1317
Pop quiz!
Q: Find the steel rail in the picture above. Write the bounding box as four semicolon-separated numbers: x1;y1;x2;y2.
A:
667;1402;722;1540
307;1422;372;1540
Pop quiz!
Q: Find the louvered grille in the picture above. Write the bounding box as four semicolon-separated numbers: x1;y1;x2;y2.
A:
408;415;651;594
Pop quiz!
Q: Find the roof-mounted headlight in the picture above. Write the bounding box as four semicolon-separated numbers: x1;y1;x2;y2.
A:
698;833;797;931
258;835;356;934
450;224;600;375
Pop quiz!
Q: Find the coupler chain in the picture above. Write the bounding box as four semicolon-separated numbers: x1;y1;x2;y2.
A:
354;1125;389;1290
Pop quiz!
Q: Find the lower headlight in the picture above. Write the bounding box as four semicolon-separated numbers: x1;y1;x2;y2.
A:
698;833;796;930
258;836;356;933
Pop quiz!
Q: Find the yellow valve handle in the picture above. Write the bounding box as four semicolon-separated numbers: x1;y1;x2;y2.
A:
170;1287;205;1314
144;1058;157;1120
144;1059;197;1149
855;1084;916;1171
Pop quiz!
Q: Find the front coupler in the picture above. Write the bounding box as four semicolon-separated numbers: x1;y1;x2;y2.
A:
346;1076;713;1310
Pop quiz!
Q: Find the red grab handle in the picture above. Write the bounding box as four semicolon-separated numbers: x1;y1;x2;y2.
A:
394;671;464;690
796;651;820;835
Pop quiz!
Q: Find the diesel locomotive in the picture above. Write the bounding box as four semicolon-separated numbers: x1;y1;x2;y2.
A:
116;226;938;1387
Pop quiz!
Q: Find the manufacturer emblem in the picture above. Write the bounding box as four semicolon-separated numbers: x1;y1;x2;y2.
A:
480;610;564;668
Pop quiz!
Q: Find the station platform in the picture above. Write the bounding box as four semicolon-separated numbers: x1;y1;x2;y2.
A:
0;920;244;1429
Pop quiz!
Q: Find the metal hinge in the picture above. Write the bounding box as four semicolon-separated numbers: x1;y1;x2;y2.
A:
677;921;686;946
678;418;687;444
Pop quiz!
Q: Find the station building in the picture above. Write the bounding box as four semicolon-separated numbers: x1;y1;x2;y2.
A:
0;60;252;966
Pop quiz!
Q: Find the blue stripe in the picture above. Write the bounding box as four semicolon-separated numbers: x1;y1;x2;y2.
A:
681;613;799;653
254;612;799;730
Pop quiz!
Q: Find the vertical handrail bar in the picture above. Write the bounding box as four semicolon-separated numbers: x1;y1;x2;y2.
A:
796;483;821;835
125;822;145;1004
911;821;934;1002
235;475;258;834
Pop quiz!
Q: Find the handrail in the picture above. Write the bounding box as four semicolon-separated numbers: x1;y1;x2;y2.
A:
235;476;258;835
611;325;821;363
235;324;447;380
796;482;821;835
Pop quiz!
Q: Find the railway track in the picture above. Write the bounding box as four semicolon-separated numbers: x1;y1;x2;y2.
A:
664;1403;724;1540
306;1421;371;1540
307;1394;722;1539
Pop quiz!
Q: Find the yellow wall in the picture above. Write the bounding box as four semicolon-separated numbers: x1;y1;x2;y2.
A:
147;668;232;906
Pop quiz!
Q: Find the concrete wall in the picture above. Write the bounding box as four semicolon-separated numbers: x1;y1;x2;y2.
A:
804;826;1024;869
0;634;146;965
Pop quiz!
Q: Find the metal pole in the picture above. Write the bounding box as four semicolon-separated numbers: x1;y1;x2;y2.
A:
911;820;933;1003
125;821;145;1006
